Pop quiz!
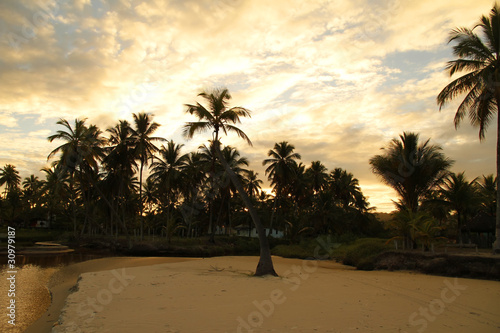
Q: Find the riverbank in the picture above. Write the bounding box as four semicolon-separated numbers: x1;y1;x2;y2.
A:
25;257;197;333
47;256;500;332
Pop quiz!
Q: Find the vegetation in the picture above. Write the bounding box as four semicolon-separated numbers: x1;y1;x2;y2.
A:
1;6;500;279
437;4;500;252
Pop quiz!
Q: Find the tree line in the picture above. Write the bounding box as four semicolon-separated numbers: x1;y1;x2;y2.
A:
0;93;379;244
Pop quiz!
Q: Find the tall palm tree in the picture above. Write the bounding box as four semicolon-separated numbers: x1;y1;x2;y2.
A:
329;167;367;211
22;175;44;209
263;141;301;196
477;174;497;215
243;170;263;198
103;120;138;237
438;172;479;244
263;141;301;235
41;165;69;227
0;164;21;197
183;87;277;276
47;118;105;235
437;4;500;251
131;112;165;240
220;145;250;233
306;161;328;194
180;152;206;238
369;132;453;212
48;118;104;175
148;140;188;211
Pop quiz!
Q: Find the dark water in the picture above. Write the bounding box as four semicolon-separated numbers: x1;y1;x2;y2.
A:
0;252;111;332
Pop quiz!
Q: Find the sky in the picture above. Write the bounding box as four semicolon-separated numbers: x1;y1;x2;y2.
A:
0;0;497;212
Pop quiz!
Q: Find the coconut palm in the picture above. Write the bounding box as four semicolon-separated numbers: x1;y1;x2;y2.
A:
477;174;497;215
183;87;277;276
329;168;366;210
263;141;301;235
220;145;250;233
41;165;69;227
263;141;301;196
306;161;328;194
243;170;263;199
102;120;138;237
369;132;453;212
438;172;479;244
131;112;165;240
22;175;44;209
436;4;500;251
148;140;188;211
0;164;21;197
47;118;105;235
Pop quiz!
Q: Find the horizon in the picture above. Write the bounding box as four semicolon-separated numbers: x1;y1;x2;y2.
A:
0;0;496;213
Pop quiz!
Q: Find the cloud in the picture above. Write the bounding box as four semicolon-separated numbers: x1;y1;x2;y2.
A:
0;0;495;211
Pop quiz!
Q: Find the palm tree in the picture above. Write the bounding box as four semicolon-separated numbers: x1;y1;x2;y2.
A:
243;170;263;199
0;164;21;223
438;172;479;244
306;161;328;194
47;118;105;235
220;145;250;234
148;140;188;214
180;152;206;238
103;120;138;237
436;4;500;252
22;175;44;209
131;112;165;240
263;142;301;196
369;132;453;212
477;174;497;215
183;87;277;276
41;165;69;228
329;168;366;210
0;164;21;197
263;141;301;235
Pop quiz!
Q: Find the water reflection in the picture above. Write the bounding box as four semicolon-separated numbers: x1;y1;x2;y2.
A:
0;251;108;268
0;252;112;332
0;264;56;333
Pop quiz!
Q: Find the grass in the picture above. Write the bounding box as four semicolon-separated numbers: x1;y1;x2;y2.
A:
331;238;391;270
0;228;65;248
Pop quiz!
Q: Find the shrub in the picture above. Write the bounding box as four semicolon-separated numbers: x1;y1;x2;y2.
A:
332;238;390;270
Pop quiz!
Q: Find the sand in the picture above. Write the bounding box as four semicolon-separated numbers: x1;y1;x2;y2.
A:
25;257;197;333
45;256;500;333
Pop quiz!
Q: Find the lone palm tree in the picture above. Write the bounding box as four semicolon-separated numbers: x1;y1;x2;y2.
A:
369;132;453;212
131;112;165;240
437;4;500;252
183;87;277;276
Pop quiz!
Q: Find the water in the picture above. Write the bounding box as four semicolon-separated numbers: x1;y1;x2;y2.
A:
0;264;56;333
0;252;110;332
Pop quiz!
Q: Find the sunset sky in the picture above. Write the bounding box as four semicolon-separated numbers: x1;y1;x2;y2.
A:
0;0;496;212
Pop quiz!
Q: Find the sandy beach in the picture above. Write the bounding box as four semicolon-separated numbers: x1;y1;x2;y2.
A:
44;256;500;333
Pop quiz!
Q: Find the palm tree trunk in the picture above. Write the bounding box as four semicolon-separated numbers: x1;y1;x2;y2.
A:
139;161;144;240
494;102;500;253
214;143;277;276
268;194;279;237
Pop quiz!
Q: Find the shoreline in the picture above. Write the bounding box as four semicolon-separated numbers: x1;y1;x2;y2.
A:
40;256;500;332
25;257;199;333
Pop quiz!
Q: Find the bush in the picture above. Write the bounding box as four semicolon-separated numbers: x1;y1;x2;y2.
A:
332;238;390;270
